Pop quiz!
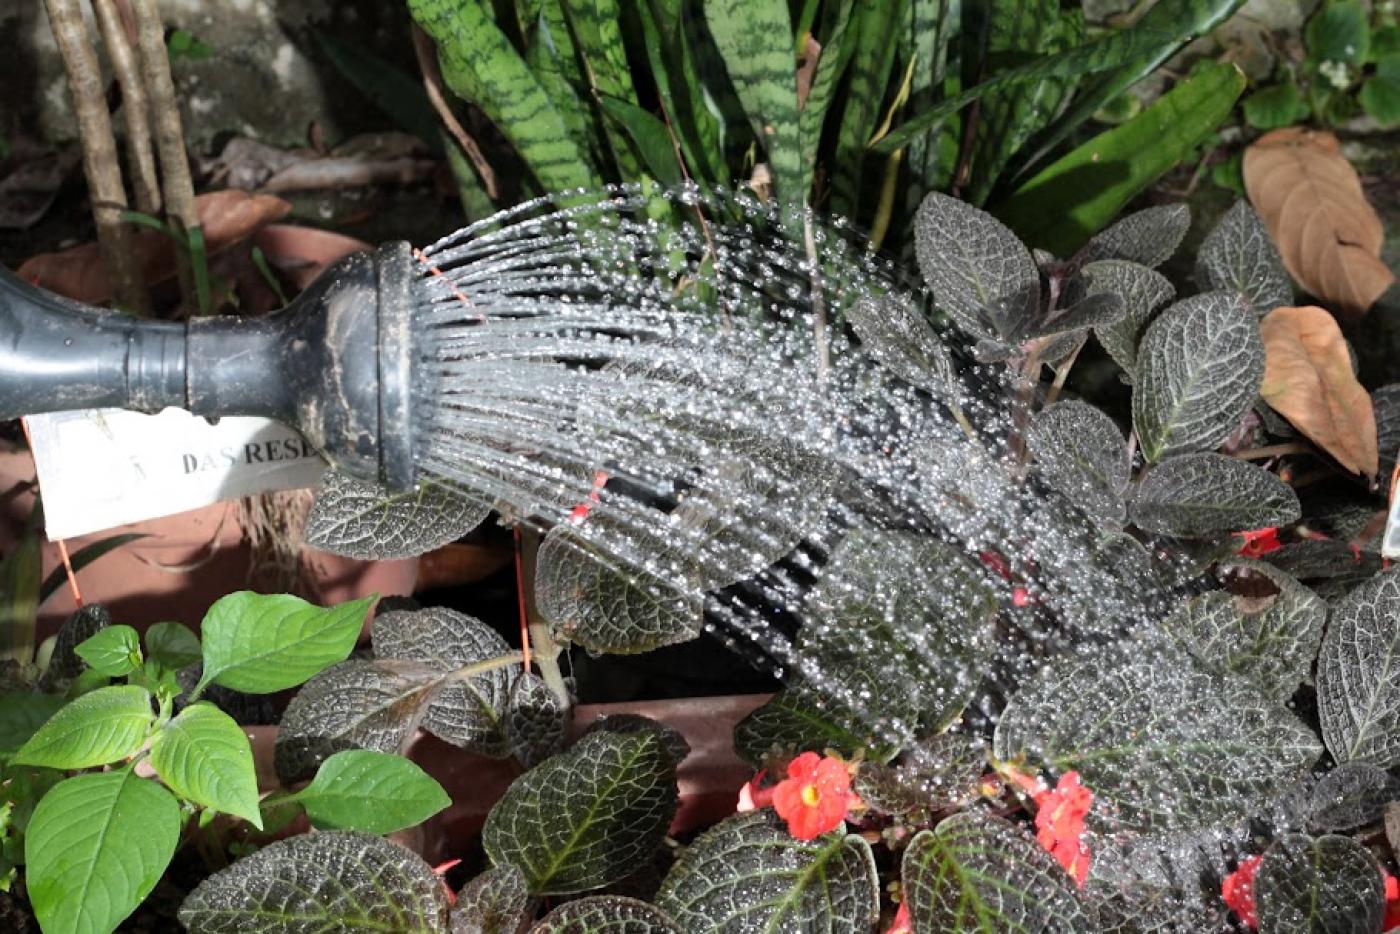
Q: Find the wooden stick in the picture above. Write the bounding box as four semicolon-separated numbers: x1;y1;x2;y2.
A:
91;0;160;215
41;0;147;312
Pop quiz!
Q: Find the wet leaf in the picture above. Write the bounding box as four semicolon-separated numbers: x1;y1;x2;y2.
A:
534;896;681;932
1086;829;1233;933
848;294;957;397
914;191;1040;342
291;749;449;834
655;810;879;932
451;865;532;934
1077;204;1191;270
1132;292;1264;462
12;684;153;769
150;701;262;827
1260;305;1377;476
1195;200;1293;314
1317;567;1400;768
903;810;1091;933
179;831;449;932
1084;260;1176;374
1129;453;1299;538
994;647;1322;833
306;471;491;561
854;732;986;820
1305;762;1400;833
732;677;890;768
484;731;677;895
1254;834;1384;934
1243;128;1395;315
1029;400;1131;527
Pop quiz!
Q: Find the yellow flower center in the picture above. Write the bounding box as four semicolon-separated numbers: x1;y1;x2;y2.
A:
801;783;820;807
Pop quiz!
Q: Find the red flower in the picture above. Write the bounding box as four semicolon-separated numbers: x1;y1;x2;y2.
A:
1221;855;1262;929
1031;771;1093;887
1235;527;1281;558
886;901;911;934
771;752;853;841
1384;869;1400;931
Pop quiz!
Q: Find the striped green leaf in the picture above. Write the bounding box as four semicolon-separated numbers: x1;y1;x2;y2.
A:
409;0;600;193
599;95;683;186
636;0;726;185
898;0;958;215
828;0;904;218
799;0;857;193
526;3;605;174
560;0;645;179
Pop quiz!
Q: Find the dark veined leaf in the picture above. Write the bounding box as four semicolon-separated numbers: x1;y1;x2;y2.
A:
1131;291;1264;461
848;294;957;397
1085;828;1234;933
854;732;986;820
503;669;567;767
1317;567;1400;768
37;604;111;692
993;646;1322;833
179;830;450;933
903;809;1092;933
1029;400;1131;528
1130;453;1299;538
451;865;533;934
26;769;181;934
732;676;892;768
1373;383;1400;468
1195;200;1293;315
535;895;681;932
12;684;153;769
150;701;262;827
0;692;65;754
484;731;677;895
1084;260;1177;375
1077;204;1191;269
914;191;1040;342
305;471;490;561
1025;292;1126;340
1306;762;1400;833
290;749;449;834
581;714;690;770
655;810;879;932
1254;834;1384;934
1162;559;1324;701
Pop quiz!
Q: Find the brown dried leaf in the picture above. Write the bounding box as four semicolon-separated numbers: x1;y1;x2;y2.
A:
1243;128;1395;316
1260;305;1378;476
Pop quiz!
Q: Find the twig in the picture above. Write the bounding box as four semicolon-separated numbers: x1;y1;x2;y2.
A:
129;0;200;311
92;0;160;215
1232;442;1312;460
411;25;498;200
41;0;147;312
1042;338;1085;408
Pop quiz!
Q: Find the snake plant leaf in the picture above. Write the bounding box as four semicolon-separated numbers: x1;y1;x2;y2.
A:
289;749;449;834
597;95;683;186
1305;762;1400;833
452;865;533;934
179;831;449;933
703;0;803;203
150;701;262;827
1082;260;1176;375
0;524;39;664
306;471;490;561
655;810;879;932
484;731;677;895
899;0;959;212
38;534;146;607
1028;400;1131;528
1129;454;1300;538
408;0;600;193
1195;200;1293;315
524;0;602;172
848;294;957;397
798;0;856;193
1162;560;1324;702
854;732;986;820
27;770;181;934
1317;567;1400;768
559;0;645;179
828;0;903;217
1131;291;1264;462
1254;834;1385;934
903;810;1091;933
914;191;1040;342
535;896;681;932
996;61;1245;256
994;646;1322;833
37;604;111;691
634;0;726;185
314;32;442;153
1077;204;1191;269
12;684;153;770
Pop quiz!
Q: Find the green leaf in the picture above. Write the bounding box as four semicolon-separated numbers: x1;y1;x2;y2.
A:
178;831;449;933
559;0;645;180
314;32;443;151
144;621;202;671
305;471;490;561
149;701;261;827
26;770;180;934
1129;453;1300;538
535;896;681;932
483;731;677;895
995;61;1245;256
903;810;1091;932
408;0;600;193
828;0;902;217
0;692;65;755
12;685;153;769
74;625;141;678
1359;54;1400;127
634;0;726;185
1082;260;1176;375
290;749;449;834
38;534;146;606
38;605;112;692
1029;400;1131;528
196;591;372;695
598;95;683;186
913;191;1040;342
1131;292;1264;462
452;865;533;932
1305;0;1369;65
1195;200;1292;314
655;809;878;931
1317;567;1400;768
798;1;857;194
1243;79;1309;130
993;645;1322;832
704;0;803;203
1255;834;1385;933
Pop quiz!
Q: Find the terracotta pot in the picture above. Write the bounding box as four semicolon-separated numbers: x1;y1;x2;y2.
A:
0;444;416;637
245;694;770;866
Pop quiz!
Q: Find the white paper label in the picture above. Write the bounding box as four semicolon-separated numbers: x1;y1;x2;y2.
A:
25;409;327;540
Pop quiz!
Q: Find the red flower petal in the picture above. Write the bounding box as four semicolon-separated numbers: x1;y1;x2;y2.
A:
1222;855;1262;930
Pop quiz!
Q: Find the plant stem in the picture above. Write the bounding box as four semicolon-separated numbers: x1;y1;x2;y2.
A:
1232;442;1312;461
41;0;147;313
528;622;571;709
449;651;526;683
91;0;160;215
